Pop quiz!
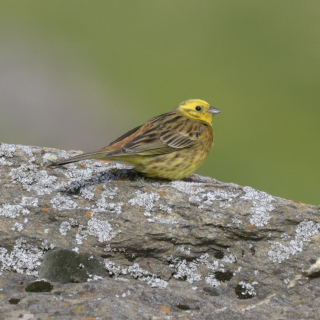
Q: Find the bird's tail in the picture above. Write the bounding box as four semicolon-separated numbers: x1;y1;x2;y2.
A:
49;151;107;166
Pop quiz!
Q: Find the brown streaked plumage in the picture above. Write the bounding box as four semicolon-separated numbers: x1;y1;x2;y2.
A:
50;99;221;180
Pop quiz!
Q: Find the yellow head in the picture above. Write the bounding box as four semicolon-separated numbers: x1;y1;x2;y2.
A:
176;99;221;124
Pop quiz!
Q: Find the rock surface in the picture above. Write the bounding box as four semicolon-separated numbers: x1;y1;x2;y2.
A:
0;142;319;320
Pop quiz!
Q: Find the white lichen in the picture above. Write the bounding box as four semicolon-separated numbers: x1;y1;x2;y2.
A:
104;259;125;278
176;246;191;255
21;197;38;207
87;217;120;242
205;273;221;287
95;189;123;214
128;191;160;216
159;204;172;214
128;263;168;288
104;260;168;288
238;281;258;297
75;225;87;245
268;220;320;263
16;145;37;157
241;186;275;227
0;238;43;276
79;185;96;200
59;160;125;192
196;253;219;271
0;204;30;219
0;144;16;157
59;221;71;236
11;222;24;232
87;274;104;282
201;189;239;207
147;216;178;224
10;164;58;195
171;181;204;197
0;158;13;166
51;194;78;210
222;253;237;264
169;258;201;284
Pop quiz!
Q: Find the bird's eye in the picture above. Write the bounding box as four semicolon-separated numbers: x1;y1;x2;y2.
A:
195;106;201;111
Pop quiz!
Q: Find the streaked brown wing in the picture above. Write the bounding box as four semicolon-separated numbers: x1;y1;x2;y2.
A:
103;125;143;148
106;114;206;156
99;112;175;152
159;119;206;148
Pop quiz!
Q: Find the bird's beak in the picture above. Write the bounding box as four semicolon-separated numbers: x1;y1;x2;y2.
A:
207;106;221;114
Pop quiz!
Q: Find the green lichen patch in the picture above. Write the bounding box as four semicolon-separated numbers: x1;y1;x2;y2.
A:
214;251;224;259
215;270;233;282
39;248;106;283
8;298;20;304
25;280;53;292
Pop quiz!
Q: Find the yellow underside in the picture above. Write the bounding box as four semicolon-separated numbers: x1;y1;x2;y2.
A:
108;148;209;180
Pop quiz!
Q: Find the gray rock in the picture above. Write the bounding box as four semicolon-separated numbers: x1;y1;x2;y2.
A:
0;142;319;319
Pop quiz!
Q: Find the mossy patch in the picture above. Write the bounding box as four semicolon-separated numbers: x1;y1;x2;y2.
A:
215;270;233;282
8;298;20;304
39;248;106;284
25;280;53;292
214;251;224;259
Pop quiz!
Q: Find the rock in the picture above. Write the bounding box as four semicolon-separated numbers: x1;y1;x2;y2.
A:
0;142;319;319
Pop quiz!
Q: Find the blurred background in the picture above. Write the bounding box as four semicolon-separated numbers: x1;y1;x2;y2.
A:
1;0;319;205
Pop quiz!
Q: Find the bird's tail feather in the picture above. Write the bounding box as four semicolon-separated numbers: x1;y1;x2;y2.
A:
49;151;106;166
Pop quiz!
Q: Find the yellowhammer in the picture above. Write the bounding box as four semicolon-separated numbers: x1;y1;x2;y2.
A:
51;99;221;180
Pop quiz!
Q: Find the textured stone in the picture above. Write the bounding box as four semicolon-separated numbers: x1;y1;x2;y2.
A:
0;142;319;319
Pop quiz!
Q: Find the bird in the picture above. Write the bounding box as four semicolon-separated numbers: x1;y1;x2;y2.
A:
50;99;221;180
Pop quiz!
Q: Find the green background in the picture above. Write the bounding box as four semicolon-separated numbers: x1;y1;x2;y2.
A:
1;1;319;205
